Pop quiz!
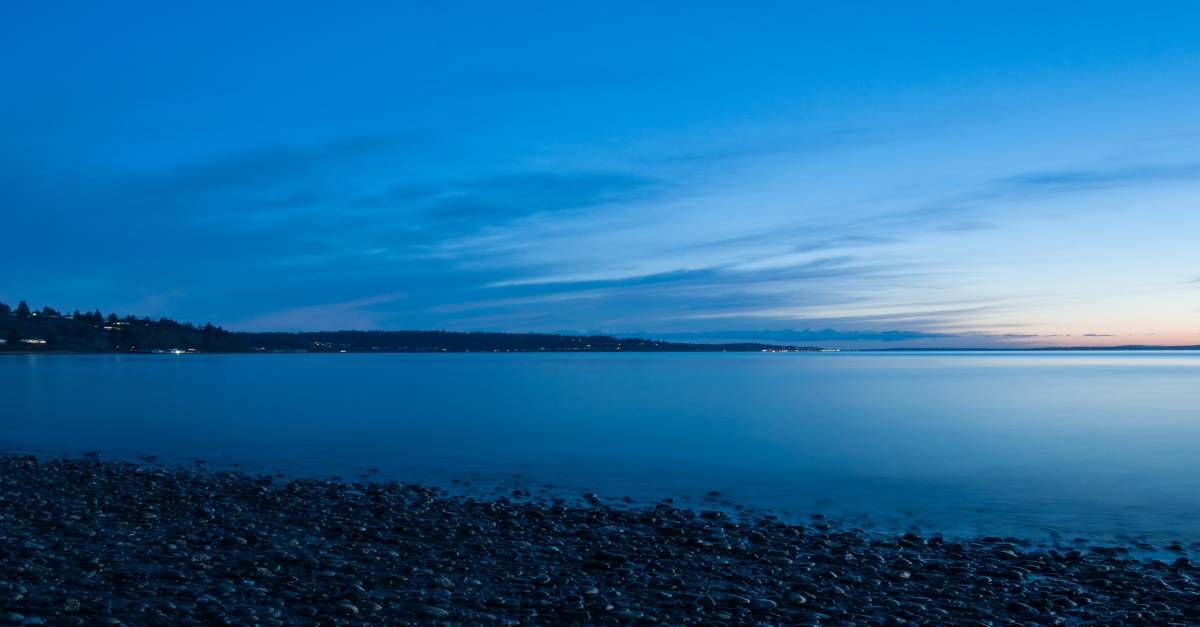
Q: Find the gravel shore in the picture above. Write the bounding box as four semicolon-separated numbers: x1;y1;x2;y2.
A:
2;455;1198;625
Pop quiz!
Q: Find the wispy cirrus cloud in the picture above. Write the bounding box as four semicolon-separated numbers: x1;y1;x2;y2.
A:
358;171;660;225
7;2;1200;346
143;135;405;197
997;163;1200;194
227;292;408;332
7;125;1200;344
649;328;956;343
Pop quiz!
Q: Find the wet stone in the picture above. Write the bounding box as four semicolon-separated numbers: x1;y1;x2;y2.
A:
1;454;1197;626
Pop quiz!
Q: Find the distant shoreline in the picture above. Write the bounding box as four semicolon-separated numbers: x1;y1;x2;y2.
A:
5;345;1200;356
0;343;827;355
5;301;1199;354
0;345;825;355
3;301;826;354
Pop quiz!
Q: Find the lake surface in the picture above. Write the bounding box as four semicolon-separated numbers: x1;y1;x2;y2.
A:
3;352;1200;547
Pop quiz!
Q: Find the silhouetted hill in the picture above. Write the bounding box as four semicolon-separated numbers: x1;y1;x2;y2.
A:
0;301;242;352
238;330;808;353
0;300;817;353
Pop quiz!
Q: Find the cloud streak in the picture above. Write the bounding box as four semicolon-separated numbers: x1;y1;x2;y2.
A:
353;171;660;223
6;130;1200;345
997;164;1200;194
649;328;956;343
228;293;408;332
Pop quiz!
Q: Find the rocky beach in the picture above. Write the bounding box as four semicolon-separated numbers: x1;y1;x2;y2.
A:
2;455;1198;626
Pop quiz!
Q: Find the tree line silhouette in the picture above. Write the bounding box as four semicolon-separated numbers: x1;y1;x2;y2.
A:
0;300;814;353
0;300;241;352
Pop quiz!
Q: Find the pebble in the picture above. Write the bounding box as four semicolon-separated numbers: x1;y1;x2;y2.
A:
0;454;1196;625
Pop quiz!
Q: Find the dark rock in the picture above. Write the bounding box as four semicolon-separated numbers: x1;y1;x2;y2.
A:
1;454;1197;626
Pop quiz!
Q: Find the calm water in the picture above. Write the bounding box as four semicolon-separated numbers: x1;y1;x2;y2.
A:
3;352;1200;546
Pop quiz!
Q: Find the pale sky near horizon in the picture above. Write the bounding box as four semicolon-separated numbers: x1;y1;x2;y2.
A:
2;2;1199;347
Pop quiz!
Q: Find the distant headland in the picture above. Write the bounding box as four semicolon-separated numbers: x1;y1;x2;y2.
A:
0;300;821;354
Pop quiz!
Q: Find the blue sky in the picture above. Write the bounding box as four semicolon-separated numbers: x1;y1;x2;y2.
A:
3;2;1199;347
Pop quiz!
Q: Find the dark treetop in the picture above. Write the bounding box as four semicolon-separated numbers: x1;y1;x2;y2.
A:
0;300;816;353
